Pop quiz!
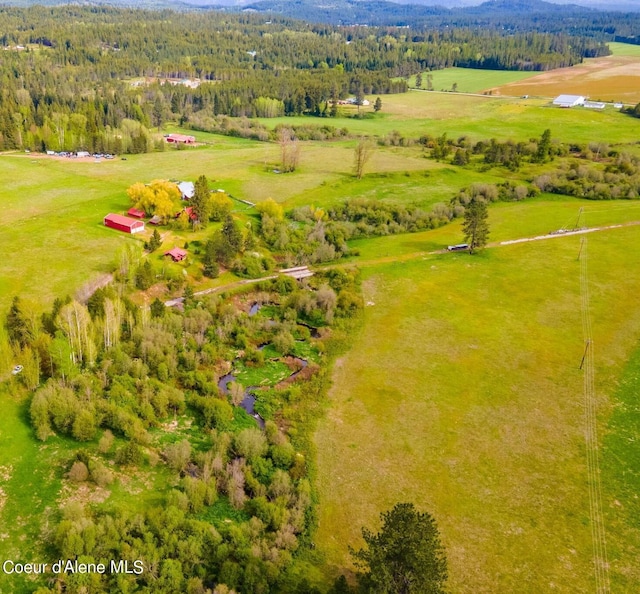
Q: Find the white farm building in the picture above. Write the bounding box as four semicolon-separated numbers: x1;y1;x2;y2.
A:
553;95;586;108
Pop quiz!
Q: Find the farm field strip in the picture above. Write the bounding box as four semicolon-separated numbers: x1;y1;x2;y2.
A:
580;239;611;594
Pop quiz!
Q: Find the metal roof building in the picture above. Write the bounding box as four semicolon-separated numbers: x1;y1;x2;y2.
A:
552;95;586;108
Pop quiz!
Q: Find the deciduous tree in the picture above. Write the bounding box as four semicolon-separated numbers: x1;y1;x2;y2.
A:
354;138;374;179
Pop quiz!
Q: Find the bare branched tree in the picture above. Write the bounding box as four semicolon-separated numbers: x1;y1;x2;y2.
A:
278;127;300;173
354;137;374;179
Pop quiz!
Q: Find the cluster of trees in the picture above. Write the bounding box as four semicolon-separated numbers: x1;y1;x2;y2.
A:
6;260;363;592
127;176;233;227
451;181;537;209
0;6;613;153
533;152;640;200
425;129;561;170
623;101;640;119
253;197;460;266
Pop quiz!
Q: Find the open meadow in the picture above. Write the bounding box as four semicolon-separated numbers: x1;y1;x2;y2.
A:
257;91;640;145
315;224;640;592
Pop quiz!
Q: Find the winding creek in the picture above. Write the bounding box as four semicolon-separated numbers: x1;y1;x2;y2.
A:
217;357;309;429
218;302;311;429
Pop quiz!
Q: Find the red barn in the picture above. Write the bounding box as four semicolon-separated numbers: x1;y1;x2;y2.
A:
127;207;146;218
104;213;145;234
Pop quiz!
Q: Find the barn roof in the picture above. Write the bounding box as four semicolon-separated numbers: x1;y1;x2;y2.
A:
553;94;585;104
104;213;143;228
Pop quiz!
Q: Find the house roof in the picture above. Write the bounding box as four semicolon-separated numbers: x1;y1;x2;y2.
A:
178;181;195;199
175;206;198;221
166;133;195;142
165;247;188;259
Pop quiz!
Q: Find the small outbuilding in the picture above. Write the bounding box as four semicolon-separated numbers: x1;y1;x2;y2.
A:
279;266;314;280
165;247;188;262
127;207;146;218
584;101;606;110
104;213;145;234
552;95;585;108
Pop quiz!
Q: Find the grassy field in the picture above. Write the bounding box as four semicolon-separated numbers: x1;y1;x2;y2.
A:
315;224;640;592
257;92;640;145
607;42;640;57
404;67;539;94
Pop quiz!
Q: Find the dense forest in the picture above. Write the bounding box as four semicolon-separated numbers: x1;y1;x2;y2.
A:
0;6;611;153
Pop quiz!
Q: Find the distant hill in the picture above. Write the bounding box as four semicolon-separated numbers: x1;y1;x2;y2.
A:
0;0;638;17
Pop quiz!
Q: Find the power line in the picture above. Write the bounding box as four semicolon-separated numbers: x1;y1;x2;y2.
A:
579;238;611;594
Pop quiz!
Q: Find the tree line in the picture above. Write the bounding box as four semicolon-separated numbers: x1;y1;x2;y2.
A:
0;5;611;153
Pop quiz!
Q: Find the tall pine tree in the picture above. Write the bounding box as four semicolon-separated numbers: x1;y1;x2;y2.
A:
462;197;490;254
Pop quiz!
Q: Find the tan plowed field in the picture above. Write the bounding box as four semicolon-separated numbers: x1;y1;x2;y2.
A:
493;54;640;103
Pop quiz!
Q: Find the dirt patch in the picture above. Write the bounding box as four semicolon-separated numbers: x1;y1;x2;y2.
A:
493;55;640;102
58;482;110;507
0;465;13;482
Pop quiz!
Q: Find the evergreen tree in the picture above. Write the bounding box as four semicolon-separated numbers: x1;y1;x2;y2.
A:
150;298;165;318
135;260;154;290
534;128;553;163
192;175;211;225
462;197;490;254
352;503;447;594
6;296;30;347
374;97;382;112
147;229;162;252
203;239;220;278
222;215;243;254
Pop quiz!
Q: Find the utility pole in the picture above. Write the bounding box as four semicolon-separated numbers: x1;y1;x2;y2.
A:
579;339;591;370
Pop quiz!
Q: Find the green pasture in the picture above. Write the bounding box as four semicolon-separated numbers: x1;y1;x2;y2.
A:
284;166;505;211
404;67;539;93
608;41;640;57
315;224;640;592
256;92;640;145
338;196;640;265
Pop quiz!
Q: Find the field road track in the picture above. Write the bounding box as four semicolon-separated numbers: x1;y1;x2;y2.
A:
579;238;611;594
325;220;640;270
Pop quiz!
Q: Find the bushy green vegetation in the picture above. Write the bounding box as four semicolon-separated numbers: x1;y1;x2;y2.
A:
2;267;362;593
2;8;640;593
